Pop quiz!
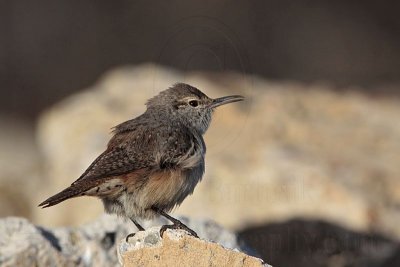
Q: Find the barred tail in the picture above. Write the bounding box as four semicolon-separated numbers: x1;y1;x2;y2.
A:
38;186;84;208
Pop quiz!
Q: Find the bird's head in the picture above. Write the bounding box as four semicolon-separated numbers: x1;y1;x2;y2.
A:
146;83;244;134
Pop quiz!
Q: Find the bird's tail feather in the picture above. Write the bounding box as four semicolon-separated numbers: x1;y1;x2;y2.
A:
38;186;85;208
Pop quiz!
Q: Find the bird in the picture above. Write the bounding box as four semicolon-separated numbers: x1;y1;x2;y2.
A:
39;83;244;240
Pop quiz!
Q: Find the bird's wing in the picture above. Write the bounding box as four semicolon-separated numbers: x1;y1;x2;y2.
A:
71;129;155;186
72;122;203;187
39;128;156;208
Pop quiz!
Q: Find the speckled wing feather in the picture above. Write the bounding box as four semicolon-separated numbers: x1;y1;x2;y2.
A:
72;114;153;184
38;119;156;208
72;133;155;185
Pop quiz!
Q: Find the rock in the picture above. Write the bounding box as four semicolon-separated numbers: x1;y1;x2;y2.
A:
0;215;260;267
34;64;400;239
0;216;127;267
118;227;267;267
239;219;400;267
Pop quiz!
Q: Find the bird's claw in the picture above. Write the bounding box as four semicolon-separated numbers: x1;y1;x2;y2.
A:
125;232;136;242
159;222;199;238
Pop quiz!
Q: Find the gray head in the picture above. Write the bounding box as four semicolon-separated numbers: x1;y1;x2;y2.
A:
146;83;244;135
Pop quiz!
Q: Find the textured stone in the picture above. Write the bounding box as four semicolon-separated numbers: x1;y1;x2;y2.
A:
0;216;126;267
118;227;267;267
0;215;258;267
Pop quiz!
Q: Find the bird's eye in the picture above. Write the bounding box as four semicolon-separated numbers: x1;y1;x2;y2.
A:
189;100;199;107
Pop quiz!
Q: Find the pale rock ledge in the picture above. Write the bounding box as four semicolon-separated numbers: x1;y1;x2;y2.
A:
118;227;269;267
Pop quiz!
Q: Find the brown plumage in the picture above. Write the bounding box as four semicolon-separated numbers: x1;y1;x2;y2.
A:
39;83;244;239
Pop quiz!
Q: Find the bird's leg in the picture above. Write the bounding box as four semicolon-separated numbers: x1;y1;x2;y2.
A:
126;218;145;242
151;206;198;238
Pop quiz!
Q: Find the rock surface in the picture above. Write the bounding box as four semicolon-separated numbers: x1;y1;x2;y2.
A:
239;219;400;267
34;64;400;239
118;227;267;267
0;215;260;267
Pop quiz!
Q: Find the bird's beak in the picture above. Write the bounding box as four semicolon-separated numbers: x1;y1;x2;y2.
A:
209;95;245;108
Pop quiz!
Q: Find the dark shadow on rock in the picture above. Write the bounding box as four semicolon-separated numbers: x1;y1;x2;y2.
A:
36;226;62;252
237;219;400;267
381;248;400;267
101;232;116;250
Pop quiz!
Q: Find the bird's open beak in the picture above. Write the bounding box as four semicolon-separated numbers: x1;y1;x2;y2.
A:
209;95;244;108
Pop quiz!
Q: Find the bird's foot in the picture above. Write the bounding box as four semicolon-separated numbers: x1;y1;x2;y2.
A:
160;221;199;238
126;218;145;242
125;232;137;242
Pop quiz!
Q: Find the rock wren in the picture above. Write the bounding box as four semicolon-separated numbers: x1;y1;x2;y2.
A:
39;83;244;239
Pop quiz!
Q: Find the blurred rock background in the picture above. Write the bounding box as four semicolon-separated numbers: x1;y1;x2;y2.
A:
1;1;400;266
